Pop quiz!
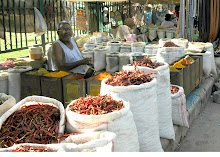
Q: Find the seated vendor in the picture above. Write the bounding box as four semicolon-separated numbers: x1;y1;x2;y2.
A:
51;21;92;74
116;18;135;41
161;14;175;28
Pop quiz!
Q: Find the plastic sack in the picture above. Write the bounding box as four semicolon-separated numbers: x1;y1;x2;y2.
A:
106;52;119;73
0;71;8;94
66;97;140;152
122;63;175;140
34;7;47;37
93;46;109;71
0;93;16;117
107;41;121;52
171;38;189;49
100;78;163;152
171;85;189;128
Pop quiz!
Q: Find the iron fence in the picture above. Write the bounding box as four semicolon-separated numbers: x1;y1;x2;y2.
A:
0;0;130;54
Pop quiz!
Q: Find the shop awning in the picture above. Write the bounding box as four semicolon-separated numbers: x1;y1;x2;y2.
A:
66;0;128;2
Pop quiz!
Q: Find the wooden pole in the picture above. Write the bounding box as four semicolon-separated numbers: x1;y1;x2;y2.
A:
132;0;149;34
85;2;90;34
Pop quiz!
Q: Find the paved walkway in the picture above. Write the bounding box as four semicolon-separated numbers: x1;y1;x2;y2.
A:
175;96;220;152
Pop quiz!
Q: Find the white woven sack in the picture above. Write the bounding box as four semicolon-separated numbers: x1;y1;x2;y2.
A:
84;42;96;50
107;41;121;52
171;38;189;49
120;45;131;53
100;78;163;152
148;27;158;41
0;93;16;117
159;38;171;47
185;51;212;76
8;66;32;102
122;63;175;140
118;53;133;71
157;47;185;64
0;96;65;135
171;85;189;128
106;52;119;73
0;143;62;152
82;50;94;64
144;44;160;55
66;98;139;152
157;30;166;39
131;42;146;52
60;131;116;152
93;46;109;71
0;72;8;94
188;42;217;76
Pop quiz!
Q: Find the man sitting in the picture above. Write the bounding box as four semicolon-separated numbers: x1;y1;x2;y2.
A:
51;21;92;74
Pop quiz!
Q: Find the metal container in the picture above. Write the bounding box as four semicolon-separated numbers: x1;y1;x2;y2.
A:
62;74;86;108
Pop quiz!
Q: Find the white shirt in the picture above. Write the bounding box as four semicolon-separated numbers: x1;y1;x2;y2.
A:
51;38;89;74
161;21;175;28
116;25;132;41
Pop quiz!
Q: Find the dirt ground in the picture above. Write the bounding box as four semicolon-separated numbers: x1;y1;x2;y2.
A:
175;96;220;152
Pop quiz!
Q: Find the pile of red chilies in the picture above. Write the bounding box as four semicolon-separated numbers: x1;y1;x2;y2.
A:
68;95;124;115
132;58;164;69
0;60;15;69
163;41;180;47
170;85;180;94
10;145;56;152
0;104;62;148
106;70;153;86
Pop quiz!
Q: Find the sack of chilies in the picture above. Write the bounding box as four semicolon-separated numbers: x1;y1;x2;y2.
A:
100;70;163;152
65;95;139;152
0;96;65;148
171;85;189;128
123;59;175;140
0;131;116;152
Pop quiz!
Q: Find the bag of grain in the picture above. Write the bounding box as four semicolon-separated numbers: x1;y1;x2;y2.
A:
0;93;16;117
93;46;109;71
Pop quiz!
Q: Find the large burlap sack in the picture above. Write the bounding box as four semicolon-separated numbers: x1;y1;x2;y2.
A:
171;85;189;128
157;47;185;64
0;96;65;135
107;41;121;52
100;78;163;152
122;63;175;140
66;97;139;152
106;52;119;73
8;66;32;102
0;93;16;117
131;42;146;53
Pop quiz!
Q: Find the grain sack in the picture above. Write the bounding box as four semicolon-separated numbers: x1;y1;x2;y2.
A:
122;62;175;140
157;29;166;39
0;93;16;117
171;38;189;49
82;50;94;64
157;47;185;64
93;46;109;71
106;52;119;73
148;27;158;41
188;42;217;76
107;41;121;52
118;53;133;71
60;131;116;152
100;77;163;152
185;51;212;76
0;71;8;94
144;44;160;55
171;85;189;128
159;38;171;47
8;66;32;102
66;96;139;152
165;29;175;39
131;42;146;53
84;42;96;50
120;44;131;53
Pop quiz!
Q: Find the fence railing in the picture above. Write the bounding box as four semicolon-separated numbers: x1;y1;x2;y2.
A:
0;0;130;54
